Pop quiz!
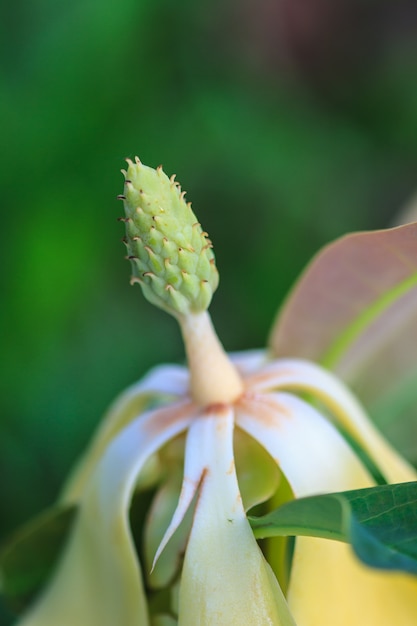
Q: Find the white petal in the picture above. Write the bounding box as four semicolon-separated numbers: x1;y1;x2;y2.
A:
19;401;195;626
62;364;190;503
152;414;208;569
178;408;296;626
245;358;416;483
237;391;373;495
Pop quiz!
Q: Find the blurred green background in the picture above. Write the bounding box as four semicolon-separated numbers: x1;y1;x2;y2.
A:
1;0;417;622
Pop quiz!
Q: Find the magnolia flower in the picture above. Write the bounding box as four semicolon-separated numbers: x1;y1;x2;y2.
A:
15;160;417;626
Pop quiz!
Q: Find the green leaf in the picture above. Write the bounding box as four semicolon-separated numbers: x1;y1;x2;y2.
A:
269;223;417;417
0;505;77;611
249;482;417;575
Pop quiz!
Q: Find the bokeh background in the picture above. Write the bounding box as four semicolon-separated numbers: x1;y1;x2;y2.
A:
1;0;417;622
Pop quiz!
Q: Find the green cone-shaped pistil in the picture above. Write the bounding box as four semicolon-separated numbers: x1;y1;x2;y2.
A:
120;158;219;316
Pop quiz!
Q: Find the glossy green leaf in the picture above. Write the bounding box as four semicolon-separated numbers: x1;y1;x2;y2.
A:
269;222;417;413
0;506;77;611
249;482;417;575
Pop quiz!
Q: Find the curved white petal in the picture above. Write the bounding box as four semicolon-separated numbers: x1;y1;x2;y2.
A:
62;364;190;503
152;412;208;569
245;358;416;483
237;392;417;626
178;408;296;626
19;401;196;626
237;391;373;495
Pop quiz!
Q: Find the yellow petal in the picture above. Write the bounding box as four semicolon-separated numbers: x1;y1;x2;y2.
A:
288;537;417;626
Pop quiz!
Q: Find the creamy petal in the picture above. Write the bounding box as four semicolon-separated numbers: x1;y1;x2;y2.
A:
18;401;195;626
245;358;416;483
152;413;208;569
179;408;296;626
237;391;373;495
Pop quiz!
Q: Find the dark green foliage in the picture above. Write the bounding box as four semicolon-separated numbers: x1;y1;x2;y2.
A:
250;482;417;575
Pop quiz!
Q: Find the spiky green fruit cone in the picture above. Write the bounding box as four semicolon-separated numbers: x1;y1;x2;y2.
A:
119;158;219;317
